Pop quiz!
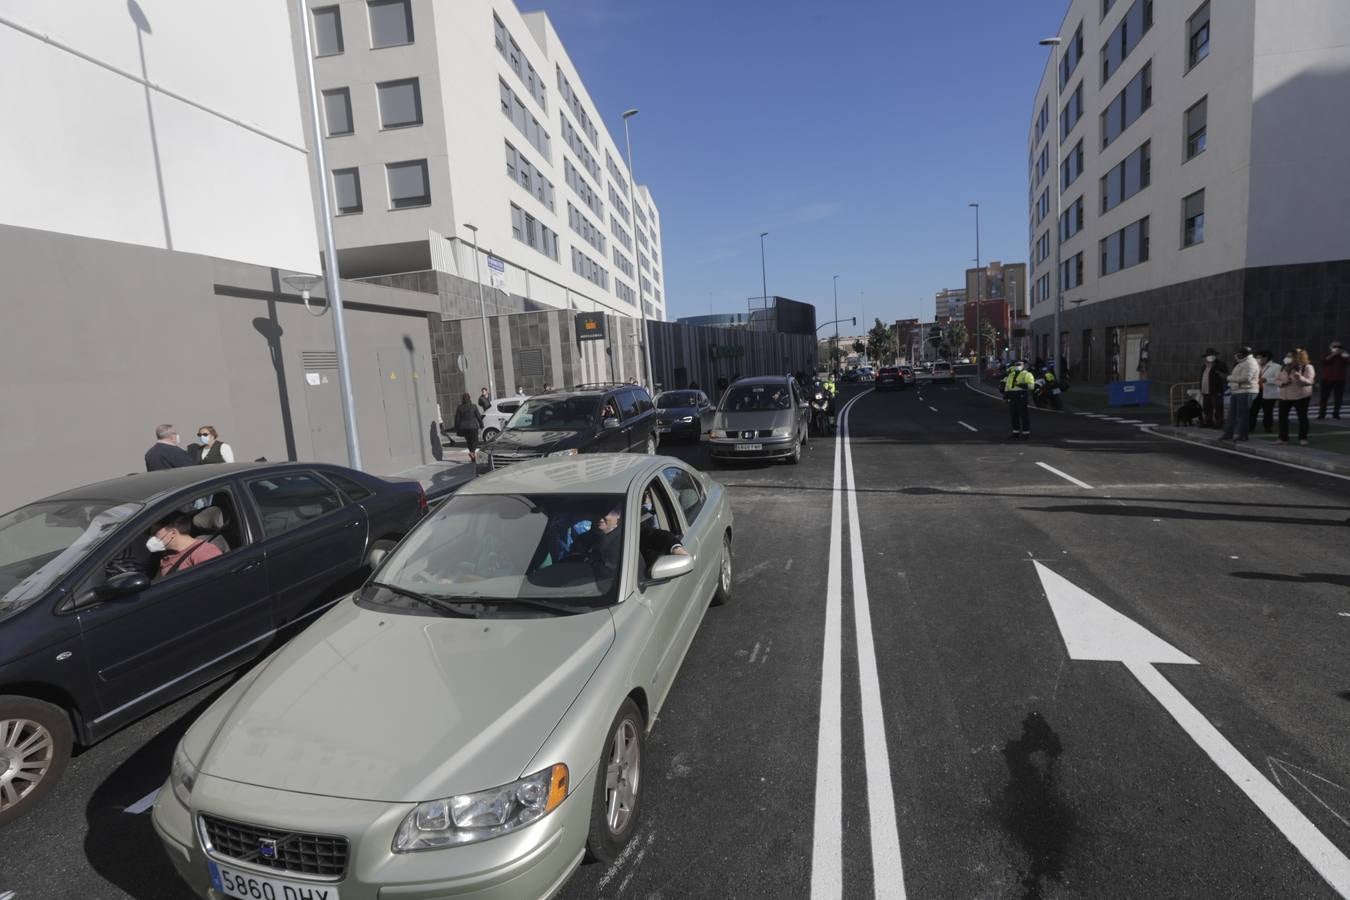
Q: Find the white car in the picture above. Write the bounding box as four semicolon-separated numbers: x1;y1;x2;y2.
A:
481;398;525;441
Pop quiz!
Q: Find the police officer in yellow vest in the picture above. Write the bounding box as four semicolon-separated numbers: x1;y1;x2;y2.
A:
1003;359;1036;439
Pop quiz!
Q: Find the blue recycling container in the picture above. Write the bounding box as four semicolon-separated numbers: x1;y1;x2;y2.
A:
1107;380;1150;407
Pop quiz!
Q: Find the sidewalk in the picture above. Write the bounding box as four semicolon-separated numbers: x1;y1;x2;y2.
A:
1149;422;1350;477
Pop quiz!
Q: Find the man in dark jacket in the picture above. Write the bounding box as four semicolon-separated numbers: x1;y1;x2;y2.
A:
1319;340;1347;419
145;424;193;471
1199;349;1228;428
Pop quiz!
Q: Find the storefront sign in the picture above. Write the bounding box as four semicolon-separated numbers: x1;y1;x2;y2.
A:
575;313;606;341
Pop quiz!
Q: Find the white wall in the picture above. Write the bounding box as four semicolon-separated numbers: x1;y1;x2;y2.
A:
0;1;319;275
1245;2;1350;267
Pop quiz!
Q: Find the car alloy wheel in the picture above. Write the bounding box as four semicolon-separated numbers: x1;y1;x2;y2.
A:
606;717;641;835
712;532;733;605
0;697;71;826
482;427;500;441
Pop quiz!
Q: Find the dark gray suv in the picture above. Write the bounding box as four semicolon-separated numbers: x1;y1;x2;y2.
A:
481;383;660;470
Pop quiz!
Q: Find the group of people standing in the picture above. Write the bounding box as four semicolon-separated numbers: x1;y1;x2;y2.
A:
144;423;235;471
1200;341;1347;444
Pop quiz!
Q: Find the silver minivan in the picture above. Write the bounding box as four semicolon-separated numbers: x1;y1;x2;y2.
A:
707;376;809;465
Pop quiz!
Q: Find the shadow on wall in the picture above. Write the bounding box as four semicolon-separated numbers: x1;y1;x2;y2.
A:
250;269;299;461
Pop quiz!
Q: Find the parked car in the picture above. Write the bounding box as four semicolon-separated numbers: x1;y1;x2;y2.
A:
479;397;525;442
480;384;660;472
874;366;905;391
152;454;733;900
931;360;955;383
708;376;810;465
655;389;713;443
0;463;426;826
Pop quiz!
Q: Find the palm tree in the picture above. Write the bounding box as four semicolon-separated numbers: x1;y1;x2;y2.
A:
945;322;968;356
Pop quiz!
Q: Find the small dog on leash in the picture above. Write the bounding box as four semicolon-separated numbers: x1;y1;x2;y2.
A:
1175;397;1203;426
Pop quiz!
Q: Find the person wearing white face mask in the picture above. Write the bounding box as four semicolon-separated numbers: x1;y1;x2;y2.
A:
187;424;234;464
1198;348;1228;429
147;512;222;578
1002;359;1036;439
1221;347;1259;442
1276;348;1316;445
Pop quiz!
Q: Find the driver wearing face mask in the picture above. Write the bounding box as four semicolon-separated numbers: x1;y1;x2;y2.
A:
146;512;222;578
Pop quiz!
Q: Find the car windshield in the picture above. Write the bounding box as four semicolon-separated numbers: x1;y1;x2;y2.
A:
0;500;142;617
505;397;600;431
721;384;791;412
365;492;628;615
657;392;699;409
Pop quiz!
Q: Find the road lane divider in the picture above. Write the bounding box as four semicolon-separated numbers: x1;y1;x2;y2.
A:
1035;461;1094;490
927;406;939;413
957;421;978;432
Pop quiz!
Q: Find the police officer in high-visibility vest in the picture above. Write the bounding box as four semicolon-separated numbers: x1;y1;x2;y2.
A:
1003;359;1036;439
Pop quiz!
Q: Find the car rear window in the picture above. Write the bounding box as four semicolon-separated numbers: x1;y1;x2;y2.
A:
880;368;899;375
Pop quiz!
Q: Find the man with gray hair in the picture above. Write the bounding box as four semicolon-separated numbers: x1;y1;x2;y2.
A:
145;423;193;471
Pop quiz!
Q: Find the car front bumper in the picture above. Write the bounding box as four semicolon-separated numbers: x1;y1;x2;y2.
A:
152;768;595;900
656;421;701;441
708;435;796;460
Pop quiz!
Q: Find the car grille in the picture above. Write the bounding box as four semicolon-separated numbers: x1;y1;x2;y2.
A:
490;451;544;469
724;430;776;439
200;814;348;879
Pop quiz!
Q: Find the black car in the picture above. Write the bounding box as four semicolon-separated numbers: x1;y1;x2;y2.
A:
655;389;714;442
0;463;426;825
874;366;905;391
481;383;660;470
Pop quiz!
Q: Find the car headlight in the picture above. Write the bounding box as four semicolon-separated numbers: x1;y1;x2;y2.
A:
772;427;792;437
547;448;579;457
677;416;694;423
393;764;569;852
170;743;199;808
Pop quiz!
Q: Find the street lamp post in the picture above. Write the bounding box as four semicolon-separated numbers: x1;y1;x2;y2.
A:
295;0;362;468
463;224;496;400
832;275;840;368
969;202;980;367
621;109;656;390
759;232;769;310
1041;36;1064;381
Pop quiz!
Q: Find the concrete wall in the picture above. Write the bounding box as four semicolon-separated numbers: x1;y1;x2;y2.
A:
0;0;319;275
0;225;440;512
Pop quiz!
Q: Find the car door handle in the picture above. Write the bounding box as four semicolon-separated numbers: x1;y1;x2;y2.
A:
347;519;363;528
230;560;262;575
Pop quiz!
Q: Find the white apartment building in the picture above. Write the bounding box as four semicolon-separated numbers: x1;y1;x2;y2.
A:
1027;0;1350;386
304;0;667;322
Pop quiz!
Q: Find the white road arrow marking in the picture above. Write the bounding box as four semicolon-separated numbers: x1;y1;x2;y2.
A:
1035;562;1350;896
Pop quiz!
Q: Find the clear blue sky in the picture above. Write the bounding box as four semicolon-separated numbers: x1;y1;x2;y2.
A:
527;0;1062;328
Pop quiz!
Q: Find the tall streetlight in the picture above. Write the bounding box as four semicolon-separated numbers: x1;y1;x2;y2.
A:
463;223;496;400
1041;36;1064;381
621;109;656;390
759;231;770;309
969;202;980;367
295;0;361;468
832;275;840;368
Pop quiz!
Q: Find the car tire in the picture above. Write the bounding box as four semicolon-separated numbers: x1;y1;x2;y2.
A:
366;538;397;571
481;427;500;442
585;698;645;863
711;532;733;606
787;435;802;465
0;696;73;827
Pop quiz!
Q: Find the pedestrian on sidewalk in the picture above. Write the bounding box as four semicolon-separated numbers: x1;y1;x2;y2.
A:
1003;359;1035;439
1249;350;1280;434
144;424;193;471
1276;349;1316;445
1199;349;1227;429
477;387;491;411
454;392;485;464
1222;347;1259;441
189;425;234;464
1318;340;1346;420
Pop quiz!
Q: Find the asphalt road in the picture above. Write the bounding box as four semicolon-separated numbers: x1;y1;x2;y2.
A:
4;380;1349;899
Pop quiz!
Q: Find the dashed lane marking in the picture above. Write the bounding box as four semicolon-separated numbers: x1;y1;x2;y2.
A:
957;421;978;432
928;405;939;412
1035;461;1094;489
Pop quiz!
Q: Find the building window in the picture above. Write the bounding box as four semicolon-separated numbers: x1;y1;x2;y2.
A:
332;168;362;215
1059;252;1084;291
1059;195;1085;241
564;158;603;218
1188;2;1210;69
609;214;632;252
386;159;429;209
1037;230;1051;263
1101;0;1153;85
499;79;550;161
312;6;343;56
1037;145;1049;183
1059;22;1084;89
571;247;609;290
1100;60;1152;149
1100;216;1150;275
1061;139;1084;191
377;78;422;129
1037;272;1051;305
1102;0;1118;18
561;113;600;181
504;141;554;211
556;66;599;148
1100;139;1151;213
1060;81;1084;141
322;88;352;136
493;14;546;111
1036;97;1050;143
1185;97;1207;160
1183;189;1205;246
367;0;413;48
510;203;559;260
1038;187;1050;223
613;247;634;277
568;202;607;255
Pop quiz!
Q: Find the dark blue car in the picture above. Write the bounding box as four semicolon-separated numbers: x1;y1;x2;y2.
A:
655;389;714;443
0;463;426;826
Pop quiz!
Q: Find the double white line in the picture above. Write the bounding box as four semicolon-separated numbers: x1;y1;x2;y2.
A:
811;390;907;899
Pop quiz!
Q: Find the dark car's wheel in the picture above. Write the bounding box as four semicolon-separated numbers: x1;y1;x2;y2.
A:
366;538;398;570
585;698;644;862
787;434;802;464
481;427;500;442
711;532;733;606
0;696;73;827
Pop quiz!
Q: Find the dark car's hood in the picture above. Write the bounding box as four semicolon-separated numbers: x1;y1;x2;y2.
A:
657;405;698;420
491;429;590;453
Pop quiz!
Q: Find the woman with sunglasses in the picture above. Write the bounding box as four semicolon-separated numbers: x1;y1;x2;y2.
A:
189;424;235;464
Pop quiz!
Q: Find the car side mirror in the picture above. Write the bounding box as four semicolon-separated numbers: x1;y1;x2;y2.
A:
105;570;150;597
648;554;695;582
603;416;621;430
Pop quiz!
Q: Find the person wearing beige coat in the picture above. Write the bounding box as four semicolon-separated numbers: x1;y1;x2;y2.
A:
1276;348;1316;444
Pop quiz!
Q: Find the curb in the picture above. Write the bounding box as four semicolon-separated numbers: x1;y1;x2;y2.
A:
1147;424;1350;480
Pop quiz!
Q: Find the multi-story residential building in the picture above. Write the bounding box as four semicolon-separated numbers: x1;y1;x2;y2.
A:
304;0;667;323
1027;0;1350;385
935;288;967;320
965;262;1028;315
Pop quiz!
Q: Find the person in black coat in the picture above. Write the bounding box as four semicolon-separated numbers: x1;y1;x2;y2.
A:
454;393;485;464
145;424;193;471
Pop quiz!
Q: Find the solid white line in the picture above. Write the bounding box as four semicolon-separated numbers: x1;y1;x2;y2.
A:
928;405;939;412
957;421;978;432
1143;426;1350;483
1036;461;1094;489
842;403;908;898
1127;662;1350;895
124;787;160;814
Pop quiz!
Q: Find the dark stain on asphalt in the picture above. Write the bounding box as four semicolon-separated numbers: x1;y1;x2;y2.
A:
1338;691;1350;703
997;712;1073;900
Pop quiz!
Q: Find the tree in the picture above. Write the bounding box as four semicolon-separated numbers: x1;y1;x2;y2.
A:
977;320;1002;361
944;322;968;357
852;339;866;356
867;318;897;363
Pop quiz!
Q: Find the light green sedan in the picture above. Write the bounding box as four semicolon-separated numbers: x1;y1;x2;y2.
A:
152;454;732;900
